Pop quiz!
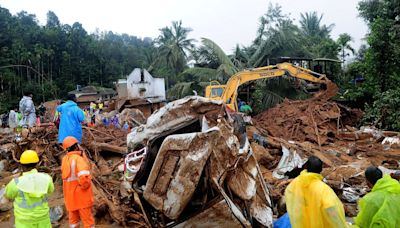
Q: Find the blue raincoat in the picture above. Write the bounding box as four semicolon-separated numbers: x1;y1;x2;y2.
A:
57;101;84;143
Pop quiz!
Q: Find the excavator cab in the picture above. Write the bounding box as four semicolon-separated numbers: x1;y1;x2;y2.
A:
205;81;226;99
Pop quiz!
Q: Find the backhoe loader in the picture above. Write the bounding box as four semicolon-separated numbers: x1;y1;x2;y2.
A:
205;62;337;111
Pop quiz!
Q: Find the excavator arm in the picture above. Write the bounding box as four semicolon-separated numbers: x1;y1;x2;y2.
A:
206;62;334;111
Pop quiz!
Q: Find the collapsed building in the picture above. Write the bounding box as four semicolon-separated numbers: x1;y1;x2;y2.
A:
113;68;166;117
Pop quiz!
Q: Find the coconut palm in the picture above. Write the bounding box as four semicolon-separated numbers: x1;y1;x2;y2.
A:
249;19;304;67
168;38;238;99
156;20;196;75
299;12;334;39
337;33;355;65
232;44;250;69
188;38;239;82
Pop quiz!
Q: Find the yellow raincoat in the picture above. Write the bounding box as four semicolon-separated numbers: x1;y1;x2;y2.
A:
354;174;400;228
285;170;348;228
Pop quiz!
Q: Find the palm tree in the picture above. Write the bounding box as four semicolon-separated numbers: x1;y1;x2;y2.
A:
249;19;303;67
167;38;237;99
299;12;334;39
156;21;196;77
337;33;355;65
232;44;250;69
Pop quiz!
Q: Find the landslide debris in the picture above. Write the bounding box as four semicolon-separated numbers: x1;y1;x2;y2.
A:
0;125;146;227
251;88;399;217
254;85;363;145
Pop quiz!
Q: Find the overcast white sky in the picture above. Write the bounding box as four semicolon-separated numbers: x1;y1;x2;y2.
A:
0;0;368;54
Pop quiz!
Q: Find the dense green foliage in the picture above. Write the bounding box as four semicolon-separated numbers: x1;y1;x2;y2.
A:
180;4;343;111
0;8;157;112
343;0;400;130
362;89;400;130
4;2;397;131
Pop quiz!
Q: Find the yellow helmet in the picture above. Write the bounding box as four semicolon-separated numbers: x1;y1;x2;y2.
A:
20;150;39;164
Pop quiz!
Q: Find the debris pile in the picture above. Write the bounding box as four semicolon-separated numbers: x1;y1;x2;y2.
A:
251;93;400;217
127;96;273;227
0;124;147;227
254;98;363;145
0;91;399;226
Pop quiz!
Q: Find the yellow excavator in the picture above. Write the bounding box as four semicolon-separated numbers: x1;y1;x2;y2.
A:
205;62;336;111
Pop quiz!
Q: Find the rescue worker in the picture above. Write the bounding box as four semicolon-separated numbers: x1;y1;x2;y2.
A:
61;136;95;228
5;150;54;228
37;102;46;122
237;98;245;110
57;94;84;144
354;166;400;227
19;91;36;128
285;156;348;228
98;102;104;112
8;107;18;129
89;102;96;115
239;102;253;115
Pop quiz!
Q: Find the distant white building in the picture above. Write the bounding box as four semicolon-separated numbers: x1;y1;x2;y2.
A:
117;69;165;100
115;69;166;116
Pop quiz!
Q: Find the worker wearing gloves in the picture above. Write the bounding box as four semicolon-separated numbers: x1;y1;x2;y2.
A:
285;156;348;228
61;136;95;228
5;150;54;228
57;94;85;144
19;91;36;128
354;166;400;228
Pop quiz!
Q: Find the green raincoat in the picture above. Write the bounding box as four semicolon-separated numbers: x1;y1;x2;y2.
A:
239;104;253;114
355;174;400;228
5;169;54;228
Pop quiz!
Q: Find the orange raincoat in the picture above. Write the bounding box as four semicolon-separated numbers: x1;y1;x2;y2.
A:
61;151;93;211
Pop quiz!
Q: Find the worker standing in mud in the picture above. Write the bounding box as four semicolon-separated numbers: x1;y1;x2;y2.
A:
285;156;348;228
354;166;400;227
61;136;95;228
57;94;85;144
5;150;54;228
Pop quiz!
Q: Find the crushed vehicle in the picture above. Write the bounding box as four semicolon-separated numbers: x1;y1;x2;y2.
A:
126;96;273;227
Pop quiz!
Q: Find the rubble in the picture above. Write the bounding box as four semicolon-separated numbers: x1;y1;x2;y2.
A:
251;92;400;218
254;89;363;145
127;96;273;227
0;90;399;227
0;124;146;227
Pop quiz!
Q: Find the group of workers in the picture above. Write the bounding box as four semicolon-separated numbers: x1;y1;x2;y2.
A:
277;156;400;228
1;92;36;129
1;92;47;129
5;93;95;228
5;137;94;228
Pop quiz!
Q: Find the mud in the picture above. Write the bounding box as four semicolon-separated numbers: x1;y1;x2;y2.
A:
251;91;400;217
254;87;363;145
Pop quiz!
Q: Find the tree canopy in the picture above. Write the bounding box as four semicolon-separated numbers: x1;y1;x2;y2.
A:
1;2;398;131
